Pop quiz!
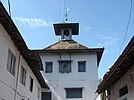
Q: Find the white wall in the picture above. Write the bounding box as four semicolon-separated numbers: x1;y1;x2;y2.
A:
108;64;134;100
0;24;42;100
40;52;99;100
16;55;42;100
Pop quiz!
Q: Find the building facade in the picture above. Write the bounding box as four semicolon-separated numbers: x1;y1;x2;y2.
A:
97;36;134;100
36;22;104;100
0;2;48;100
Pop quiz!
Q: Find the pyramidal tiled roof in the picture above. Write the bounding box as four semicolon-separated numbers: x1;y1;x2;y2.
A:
44;40;89;50
35;39;104;65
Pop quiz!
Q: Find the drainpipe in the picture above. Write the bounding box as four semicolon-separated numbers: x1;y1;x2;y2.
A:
14;52;21;100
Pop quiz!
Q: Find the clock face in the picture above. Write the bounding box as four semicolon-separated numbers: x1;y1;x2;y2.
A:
59;61;71;73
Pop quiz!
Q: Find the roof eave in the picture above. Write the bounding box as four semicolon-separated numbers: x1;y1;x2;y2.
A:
97;36;134;94
35;48;104;65
0;2;48;88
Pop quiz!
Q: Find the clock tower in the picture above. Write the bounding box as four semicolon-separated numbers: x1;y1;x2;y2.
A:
36;21;104;100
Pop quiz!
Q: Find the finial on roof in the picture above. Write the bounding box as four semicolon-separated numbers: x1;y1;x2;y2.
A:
65;8;69;23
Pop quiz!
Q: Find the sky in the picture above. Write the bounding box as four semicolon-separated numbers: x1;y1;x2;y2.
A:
1;0;134;78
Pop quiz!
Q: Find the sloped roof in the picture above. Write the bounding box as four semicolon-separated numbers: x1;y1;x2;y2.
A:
97;36;134;94
35;40;104;65
45;40;89;50
53;23;79;35
0;2;48;88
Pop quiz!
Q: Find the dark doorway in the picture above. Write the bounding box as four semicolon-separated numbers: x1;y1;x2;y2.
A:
42;92;51;100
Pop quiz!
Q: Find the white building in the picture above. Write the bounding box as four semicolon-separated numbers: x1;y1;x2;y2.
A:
97;36;134;100
0;2;48;100
36;21;104;100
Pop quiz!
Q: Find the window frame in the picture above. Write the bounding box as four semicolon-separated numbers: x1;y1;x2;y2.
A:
78;61;86;72
119;85;128;97
42;92;52;100
65;88;83;98
20;66;26;86
29;76;34;92
7;49;16;76
45;62;53;73
37;87;40;99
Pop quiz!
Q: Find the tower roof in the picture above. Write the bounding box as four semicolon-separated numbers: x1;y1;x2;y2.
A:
45;40;88;50
53;23;79;35
34;40;104;65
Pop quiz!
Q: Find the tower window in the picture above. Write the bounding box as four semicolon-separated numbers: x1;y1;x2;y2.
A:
78;61;86;72
42;92;51;100
65;88;83;98
64;29;70;36
45;62;53;73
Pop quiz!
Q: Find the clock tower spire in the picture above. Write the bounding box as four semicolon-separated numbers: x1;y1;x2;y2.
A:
53;8;79;40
